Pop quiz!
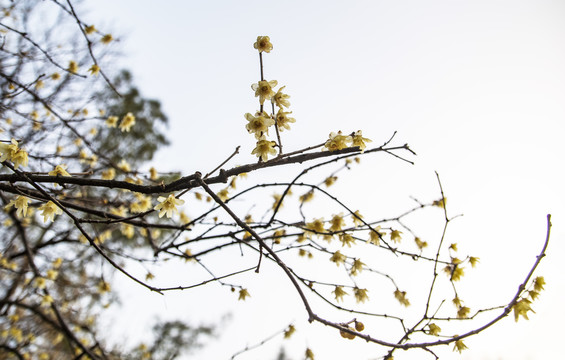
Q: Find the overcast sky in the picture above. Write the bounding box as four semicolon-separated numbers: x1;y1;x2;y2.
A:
85;1;565;359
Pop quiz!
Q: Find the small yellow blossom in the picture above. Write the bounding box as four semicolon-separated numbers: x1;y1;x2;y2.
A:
41;294;54;307
101;34;113;44
533;276;545;292
251;135;277;162
49;164;71;177
469;256;480;268
46;269;58;280
453;339;467;353
329;213;345;232
368;226;384;245
433;197;446;208
0;138;28;169
38;201;63;223
238;288;250;301
149;167;158;180
354;287;369;303
119;112;136;132
284;325;295;339
351;130;371;152
118;159;131;172
272;193;283;210
34;277;47;289
390;229;402;243
457;306;470;319
35;80;44;89
350;258;365;276
273;85;290;108
394;289;410;307
274;108;295;131
513;299;535;322
217;188;229;202
251;79;278;104
339;233;355;247
428;323;441;336
84;25;96;34
324;176;337;187
5;196;31;218
88;64;100;76
305;348;314;360
299;190;314;203
324;131;352;151
253;36;273;53
352;210;364;227
414;237;428;250
154;194;185;218
245;111;275;138
106;116;118;128
101;168;116;180
332;286;348;303
51;72;61;80
330;250;346;266
97;280;111;294
68;60;79;74
306;218;325;233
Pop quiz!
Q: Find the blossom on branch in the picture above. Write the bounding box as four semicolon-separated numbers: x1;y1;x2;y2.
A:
154;194;185;218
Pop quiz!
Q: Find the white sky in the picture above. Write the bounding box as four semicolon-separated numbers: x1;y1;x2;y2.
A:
85;1;565;359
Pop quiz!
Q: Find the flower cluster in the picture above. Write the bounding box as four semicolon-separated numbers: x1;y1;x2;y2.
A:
245;36;295;162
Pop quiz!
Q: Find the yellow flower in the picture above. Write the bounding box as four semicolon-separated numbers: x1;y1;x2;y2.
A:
253;36;273;53
390;229;402;243
330;251;346;266
457;306;470;319
414;237;428;250
469;256;480;268
5;196;31;218
41;295;54;307
130;194;152;213
101;168;116;180
244;112;275;139
339;233;355;247
238;288;250;300
119;112;136;132
0;138;28;169
299;190;314;203
217;188;229;202
272;193;283;210
118;159;131;172
513;299;535;322
273;86;290;108
306;218;325;233
275;108;295;131
305;348;314;360
154;194;185;218
251;135;277;162
149;167;158;180
324;176;337;187
533;276;545;292
106;116;118;128
84;25;96;34
368;226;384;245
48;164;71;177
97;280;111;294
453;339;467;353
351;130;371;152
354;287;369;303
283;325;295;339
251;80;278;104
324;131;352;151
332;286;348;302
68;60;79;74
428;323;441;336
350;258;365;276
101;34;113;44
50;72;61;80
38;201;63;223
394;289;410;307
433;197;446;208
329;213;345;232
88;64;100;76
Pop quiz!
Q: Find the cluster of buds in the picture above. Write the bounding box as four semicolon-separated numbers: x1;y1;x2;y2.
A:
339;319;365;340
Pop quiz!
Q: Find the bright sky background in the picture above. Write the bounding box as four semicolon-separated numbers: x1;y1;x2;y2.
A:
84;1;564;359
